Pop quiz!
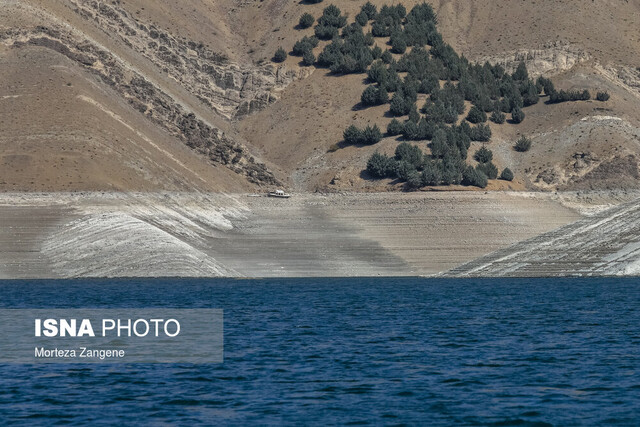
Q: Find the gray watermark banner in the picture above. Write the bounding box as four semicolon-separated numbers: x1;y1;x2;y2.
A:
0;309;223;363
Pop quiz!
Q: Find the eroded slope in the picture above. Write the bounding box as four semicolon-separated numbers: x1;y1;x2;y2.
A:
0;0;284;191
446;196;640;277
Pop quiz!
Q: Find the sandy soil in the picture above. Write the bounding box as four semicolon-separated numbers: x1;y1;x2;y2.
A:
0;191;587;279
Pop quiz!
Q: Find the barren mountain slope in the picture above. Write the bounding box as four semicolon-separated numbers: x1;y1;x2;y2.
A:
0;2;249;192
0;0;286;191
3;0;640;192
0;42;252;192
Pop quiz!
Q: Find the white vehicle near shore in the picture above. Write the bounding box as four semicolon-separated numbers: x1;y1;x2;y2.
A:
268;190;291;199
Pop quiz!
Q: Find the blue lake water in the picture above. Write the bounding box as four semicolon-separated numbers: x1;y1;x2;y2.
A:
0;277;639;425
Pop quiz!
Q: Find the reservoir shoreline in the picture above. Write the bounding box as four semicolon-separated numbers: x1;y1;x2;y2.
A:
0;190;637;279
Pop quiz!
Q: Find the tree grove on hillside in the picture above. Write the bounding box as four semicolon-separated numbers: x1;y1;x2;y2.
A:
278;2;587;190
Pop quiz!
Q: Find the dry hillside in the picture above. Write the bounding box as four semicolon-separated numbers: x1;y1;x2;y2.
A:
1;0;640;192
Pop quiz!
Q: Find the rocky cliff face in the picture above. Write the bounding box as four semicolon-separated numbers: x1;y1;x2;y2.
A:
69;0;309;119
597;63;640;101
479;41;591;77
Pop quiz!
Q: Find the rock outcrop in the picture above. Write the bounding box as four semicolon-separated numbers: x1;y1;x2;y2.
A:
479;41;590;77
596;63;640;101
69;0;309;119
527;116;640;191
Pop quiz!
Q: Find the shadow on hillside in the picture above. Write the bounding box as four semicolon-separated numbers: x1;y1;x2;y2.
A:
296;60;314;68
352;101;372;111
319;68;344;78
359;169;404;185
